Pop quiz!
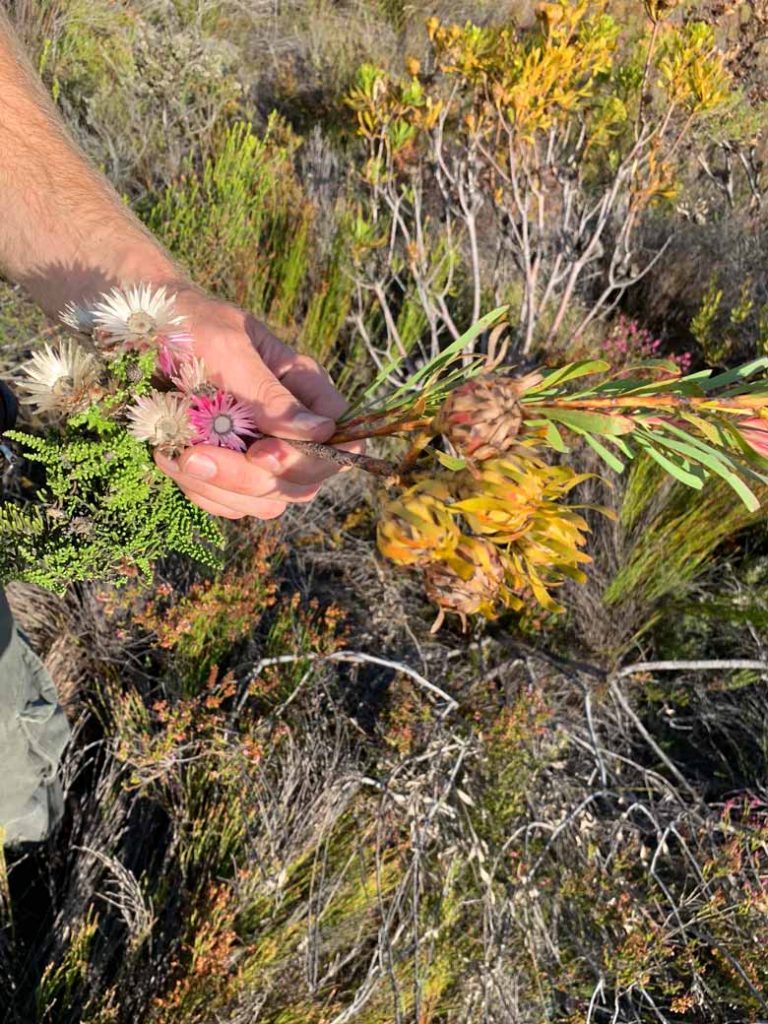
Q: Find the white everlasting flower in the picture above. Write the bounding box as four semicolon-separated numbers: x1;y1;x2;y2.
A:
91;284;187;348
59;301;97;335
170;356;213;396
18;339;101;416
126;390;194;454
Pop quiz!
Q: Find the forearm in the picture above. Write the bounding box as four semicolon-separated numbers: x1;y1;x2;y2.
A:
0;13;186;318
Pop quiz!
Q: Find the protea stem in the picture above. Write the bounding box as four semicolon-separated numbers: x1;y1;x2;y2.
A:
283;439;397;477
330;417;432;445
335;407;407;431
530;395;768;413
398;429;437;476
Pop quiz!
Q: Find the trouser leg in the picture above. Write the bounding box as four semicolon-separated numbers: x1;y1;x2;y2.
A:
0;589;71;847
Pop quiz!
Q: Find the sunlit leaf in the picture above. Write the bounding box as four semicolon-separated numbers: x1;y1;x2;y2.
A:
620;376;706;397
543;419;569;452
415;306;509;383
651;432;761;510
523;359;610;396
635;437;705;489
606;435;635;459
701;357;768;392
525;418;570;452
536;408;635;435
432;450;467;471
679;412;722;445
350;306;508;419
582;433;626;473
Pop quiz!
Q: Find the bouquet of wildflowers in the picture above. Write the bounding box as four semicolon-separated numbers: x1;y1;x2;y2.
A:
3;295;768;630
0;285;237;592
55;285;262;454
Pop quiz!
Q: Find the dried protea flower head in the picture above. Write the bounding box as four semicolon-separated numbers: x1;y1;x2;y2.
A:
452;453;588;543
432;371;542;462
377;480;460;566
425;536;507;632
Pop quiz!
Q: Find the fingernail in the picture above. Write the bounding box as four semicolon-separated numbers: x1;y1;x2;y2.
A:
294;412;333;433
184;452;217;480
246;446;283;474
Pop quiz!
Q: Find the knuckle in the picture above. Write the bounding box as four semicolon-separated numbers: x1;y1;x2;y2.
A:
292;354;321;374
252;374;292;411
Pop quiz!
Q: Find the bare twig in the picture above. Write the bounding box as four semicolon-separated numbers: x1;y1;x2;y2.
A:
612;658;768;681
235;649;459;714
607;677;701;801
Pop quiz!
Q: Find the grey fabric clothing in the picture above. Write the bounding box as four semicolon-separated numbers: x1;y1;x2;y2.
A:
0;595;70;846
0;588;14;657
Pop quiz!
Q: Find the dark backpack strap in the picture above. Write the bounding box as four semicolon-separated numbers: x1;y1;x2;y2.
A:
0;381;18;433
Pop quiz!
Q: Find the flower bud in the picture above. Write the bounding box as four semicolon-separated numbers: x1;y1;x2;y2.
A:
433;372;541;462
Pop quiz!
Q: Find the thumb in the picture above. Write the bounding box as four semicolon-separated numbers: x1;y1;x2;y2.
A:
233;350;335;442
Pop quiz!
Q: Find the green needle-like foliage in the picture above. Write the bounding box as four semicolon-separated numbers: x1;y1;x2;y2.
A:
0;425;225;594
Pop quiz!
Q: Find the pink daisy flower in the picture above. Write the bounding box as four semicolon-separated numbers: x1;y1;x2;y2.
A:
188;390;261;452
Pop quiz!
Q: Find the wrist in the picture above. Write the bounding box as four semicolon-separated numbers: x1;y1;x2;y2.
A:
109;241;191;295
27;229;192;322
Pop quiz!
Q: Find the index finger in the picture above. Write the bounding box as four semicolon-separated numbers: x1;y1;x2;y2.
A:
278;356;347;422
246;317;347;421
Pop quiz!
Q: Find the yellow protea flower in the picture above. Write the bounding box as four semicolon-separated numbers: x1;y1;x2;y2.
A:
503;504;593;613
451;454;590;543
377;480;460;566
445;453;595;613
424;535;509;631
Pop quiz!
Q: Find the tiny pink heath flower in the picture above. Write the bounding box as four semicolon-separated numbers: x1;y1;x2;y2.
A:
189;390;261;452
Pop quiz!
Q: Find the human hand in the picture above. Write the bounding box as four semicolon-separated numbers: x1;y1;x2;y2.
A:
153;288;352;520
